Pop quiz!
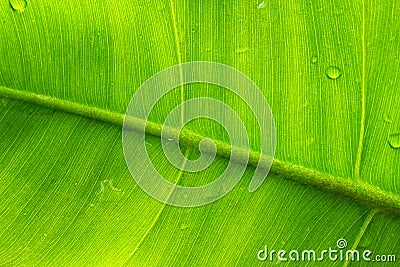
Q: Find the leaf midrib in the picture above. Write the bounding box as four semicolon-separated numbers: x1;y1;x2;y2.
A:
1;85;400;216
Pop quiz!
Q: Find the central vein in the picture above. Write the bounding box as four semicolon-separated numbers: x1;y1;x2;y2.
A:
1;86;400;216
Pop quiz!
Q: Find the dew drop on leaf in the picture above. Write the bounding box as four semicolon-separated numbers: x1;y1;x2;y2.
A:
389;133;400;149
325;66;342;80
257;1;266;9
236;47;250;54
179;224;189;230
311;57;318;64
9;0;27;12
384;115;392;123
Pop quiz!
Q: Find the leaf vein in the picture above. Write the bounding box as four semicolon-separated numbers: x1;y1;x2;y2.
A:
1;86;400;216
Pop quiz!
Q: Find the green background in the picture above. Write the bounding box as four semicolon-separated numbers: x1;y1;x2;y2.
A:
0;0;399;265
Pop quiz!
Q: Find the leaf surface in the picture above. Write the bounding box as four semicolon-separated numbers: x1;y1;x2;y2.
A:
0;0;399;266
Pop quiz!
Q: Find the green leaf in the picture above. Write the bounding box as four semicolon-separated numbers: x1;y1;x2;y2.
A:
0;0;399;266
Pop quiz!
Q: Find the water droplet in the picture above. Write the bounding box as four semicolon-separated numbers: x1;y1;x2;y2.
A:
325;66;342;80
311;57;318;64
384;115;392;123
89;203;95;208
389;133;400;149
191;28;196;34
236;46;250;54
9;0;27;12
257;1;266;9
179;224;189;230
